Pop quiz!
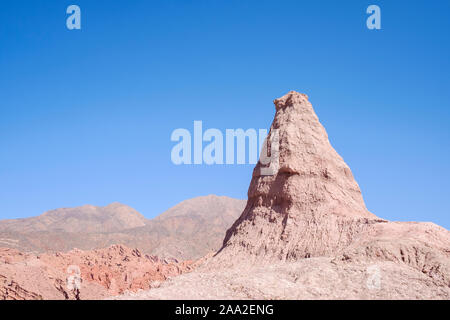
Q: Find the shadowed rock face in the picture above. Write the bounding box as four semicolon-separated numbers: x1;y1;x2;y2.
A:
219;91;380;261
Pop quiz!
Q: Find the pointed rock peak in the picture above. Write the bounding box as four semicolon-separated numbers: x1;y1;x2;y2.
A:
273;90;310;111
251;90;375;219
217;91;379;262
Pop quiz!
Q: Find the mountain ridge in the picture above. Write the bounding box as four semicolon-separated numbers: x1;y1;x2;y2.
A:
0;195;246;260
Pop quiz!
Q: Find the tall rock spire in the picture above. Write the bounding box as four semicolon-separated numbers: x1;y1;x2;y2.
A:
218;91;380;261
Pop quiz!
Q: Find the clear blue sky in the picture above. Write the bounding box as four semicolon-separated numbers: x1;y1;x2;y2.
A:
0;0;449;229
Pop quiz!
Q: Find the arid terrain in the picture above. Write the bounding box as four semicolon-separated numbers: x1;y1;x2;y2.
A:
1;91;449;300
119;91;450;300
0;196;244;299
0;245;195;300
0;195;245;260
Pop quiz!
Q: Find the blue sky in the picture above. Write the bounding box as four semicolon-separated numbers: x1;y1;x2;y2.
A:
0;0;449;229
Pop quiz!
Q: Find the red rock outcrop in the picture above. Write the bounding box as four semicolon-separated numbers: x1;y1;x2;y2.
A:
0;245;194;300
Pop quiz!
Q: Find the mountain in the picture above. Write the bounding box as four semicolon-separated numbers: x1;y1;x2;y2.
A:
120;91;450;300
0;202;147;233
139;195;247;258
156;195;244;221
0;195;246;260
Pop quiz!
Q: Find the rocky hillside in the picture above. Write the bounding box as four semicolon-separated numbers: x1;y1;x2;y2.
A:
0;195;246;260
0;245;193;300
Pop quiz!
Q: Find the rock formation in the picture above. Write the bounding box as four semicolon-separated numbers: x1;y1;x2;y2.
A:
0;245;194;300
217;91;382;261
118;91;449;300
212;91;450;288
